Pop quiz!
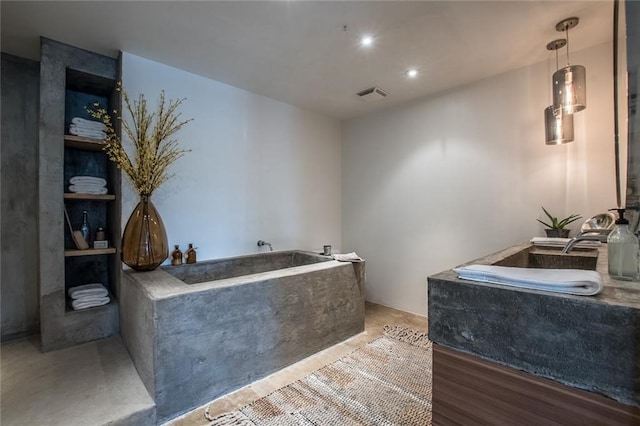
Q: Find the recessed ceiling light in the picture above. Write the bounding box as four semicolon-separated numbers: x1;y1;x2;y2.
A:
360;35;374;47
406;69;419;78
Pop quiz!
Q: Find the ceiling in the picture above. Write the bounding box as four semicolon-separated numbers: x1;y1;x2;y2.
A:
1;1;613;120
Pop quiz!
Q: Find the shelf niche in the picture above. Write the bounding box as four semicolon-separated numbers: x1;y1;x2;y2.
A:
38;37;122;352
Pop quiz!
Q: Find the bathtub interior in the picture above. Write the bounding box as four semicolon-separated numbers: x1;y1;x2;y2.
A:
162;250;331;284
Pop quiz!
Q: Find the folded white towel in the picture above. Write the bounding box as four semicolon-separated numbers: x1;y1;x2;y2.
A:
71;290;109;300
68;283;109;299
71;117;107;131
69;125;106;140
454;264;603;296
69;125;107;138
71;296;110;310
69;185;108;195
70;176;107;186
333;252;364;262
530;237;601;248
70;123;105;134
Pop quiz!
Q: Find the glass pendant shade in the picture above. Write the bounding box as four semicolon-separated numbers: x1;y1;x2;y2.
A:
545;105;574;145
552;65;587;114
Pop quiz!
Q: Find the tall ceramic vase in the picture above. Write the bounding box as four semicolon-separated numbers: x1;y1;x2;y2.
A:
121;194;169;271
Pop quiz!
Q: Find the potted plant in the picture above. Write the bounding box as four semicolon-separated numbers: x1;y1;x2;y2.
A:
537;207;582;238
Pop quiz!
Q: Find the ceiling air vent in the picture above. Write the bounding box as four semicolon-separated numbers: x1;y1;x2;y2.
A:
356;86;388;102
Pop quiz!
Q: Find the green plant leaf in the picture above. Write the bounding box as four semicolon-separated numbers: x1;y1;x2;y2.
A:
538;207;582;230
536;218;553;228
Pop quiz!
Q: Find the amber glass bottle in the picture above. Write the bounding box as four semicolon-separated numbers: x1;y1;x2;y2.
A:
185;243;197;264
171;245;183;266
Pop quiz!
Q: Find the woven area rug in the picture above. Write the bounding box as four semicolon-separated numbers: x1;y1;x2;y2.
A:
205;325;432;425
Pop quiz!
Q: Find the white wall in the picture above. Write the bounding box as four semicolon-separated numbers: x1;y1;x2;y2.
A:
342;42;617;315
121;53;342;260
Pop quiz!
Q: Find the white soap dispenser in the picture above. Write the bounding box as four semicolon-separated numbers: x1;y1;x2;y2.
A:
607;208;639;281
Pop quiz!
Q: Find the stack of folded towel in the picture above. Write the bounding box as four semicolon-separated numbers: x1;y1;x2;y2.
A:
69;176;108;195
68;283;110;310
69;117;107;140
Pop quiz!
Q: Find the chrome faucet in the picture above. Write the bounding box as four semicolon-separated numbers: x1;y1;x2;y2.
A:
257;240;273;251
561;229;612;254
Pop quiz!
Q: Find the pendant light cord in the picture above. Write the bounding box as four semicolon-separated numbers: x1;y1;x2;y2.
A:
613;0;622;208
565;23;571;65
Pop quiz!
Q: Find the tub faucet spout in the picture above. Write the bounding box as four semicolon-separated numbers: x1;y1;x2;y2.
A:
561;229;612;254
257;240;273;251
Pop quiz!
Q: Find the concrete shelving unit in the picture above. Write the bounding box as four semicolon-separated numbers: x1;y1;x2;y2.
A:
38;38;122;351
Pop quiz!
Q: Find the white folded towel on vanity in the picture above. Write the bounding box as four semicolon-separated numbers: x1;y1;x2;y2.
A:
454;264;603;296
68;283;111;310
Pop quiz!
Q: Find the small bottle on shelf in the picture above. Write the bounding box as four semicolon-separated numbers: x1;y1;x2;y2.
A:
80;210;91;245
93;227;109;249
185;243;197;264
171;245;183;266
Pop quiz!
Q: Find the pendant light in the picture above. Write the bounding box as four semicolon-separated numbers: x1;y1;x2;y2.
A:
545;105;574;144
545;39;574;145
552;17;587;115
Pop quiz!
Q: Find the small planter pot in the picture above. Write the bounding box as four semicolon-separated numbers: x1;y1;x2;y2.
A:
544;228;570;238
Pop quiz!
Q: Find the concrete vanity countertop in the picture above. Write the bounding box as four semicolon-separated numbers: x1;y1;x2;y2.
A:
427;242;640;407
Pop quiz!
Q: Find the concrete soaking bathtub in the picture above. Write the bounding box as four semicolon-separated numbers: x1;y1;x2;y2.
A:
118;250;365;423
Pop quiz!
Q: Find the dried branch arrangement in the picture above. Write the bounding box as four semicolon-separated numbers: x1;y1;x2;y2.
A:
88;83;193;196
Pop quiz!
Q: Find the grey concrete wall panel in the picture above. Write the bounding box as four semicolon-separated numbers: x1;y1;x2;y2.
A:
428;243;640;407
38;38;119;351
1;53;41;340
118;272;157;398
120;251;365;423
40;291;119;346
